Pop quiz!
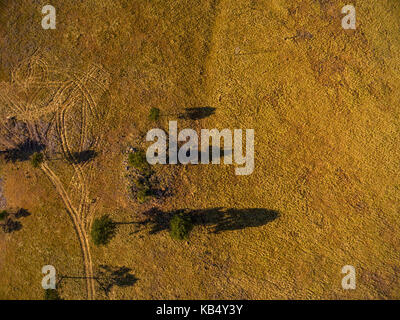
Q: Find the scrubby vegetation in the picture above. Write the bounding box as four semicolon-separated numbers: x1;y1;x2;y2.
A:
133;178;153;204
128;150;151;175
149;107;160;122
90;214;116;246
1;0;400;301
30;152;44;168
0;210;7;221
125;149;158;203
169;212;193;240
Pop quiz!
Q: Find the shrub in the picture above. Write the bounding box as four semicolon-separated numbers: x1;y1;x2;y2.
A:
136;188;149;204
149;107;160;121
133;178;152;204
128;150;151;176
0;210;7;221
44;289;62;300
31;152;44;168
170;213;193;240
91;215;116;246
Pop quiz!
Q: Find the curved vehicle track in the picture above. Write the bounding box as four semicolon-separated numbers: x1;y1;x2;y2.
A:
1;56;110;299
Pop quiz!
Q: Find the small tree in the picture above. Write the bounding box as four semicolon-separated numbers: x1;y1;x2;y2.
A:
149;107;160;122
91;215;116;246
170;213;193;240
31;152;44;168
0;210;7;221
128;150;151;176
133;178;152;204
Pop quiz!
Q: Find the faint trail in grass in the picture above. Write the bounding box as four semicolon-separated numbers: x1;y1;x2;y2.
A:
2;55;110;299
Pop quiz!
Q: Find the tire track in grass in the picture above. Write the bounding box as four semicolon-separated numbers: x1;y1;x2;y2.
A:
3;57;110;299
55;93;96;299
41;162;95;300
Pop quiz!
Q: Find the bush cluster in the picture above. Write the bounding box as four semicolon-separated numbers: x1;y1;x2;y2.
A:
91;215;116;246
31;152;44;168
170;213;193;240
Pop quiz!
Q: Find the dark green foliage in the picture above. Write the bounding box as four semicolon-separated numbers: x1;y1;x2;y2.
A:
169;213;193;240
149;107;160;121
31;152;44;168
128;150;151;175
133;178;152;204
91;215;116;246
44;289;62;300
0;210;7;221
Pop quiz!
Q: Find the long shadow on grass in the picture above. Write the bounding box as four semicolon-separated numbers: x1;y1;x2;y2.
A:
2;140;45;163
0;208;31;233
58;265;138;298
178;107;216;120
134;207;280;235
71;150;97;164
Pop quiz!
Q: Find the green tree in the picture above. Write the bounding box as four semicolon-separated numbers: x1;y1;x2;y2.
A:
133;178;152;204
31;152;44;168
128;150;151;176
91;215;116;246
0;210;7;221
149;107;160;121
170;213;193;240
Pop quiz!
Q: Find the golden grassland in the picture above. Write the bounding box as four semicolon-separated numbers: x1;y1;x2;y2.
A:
0;0;400;299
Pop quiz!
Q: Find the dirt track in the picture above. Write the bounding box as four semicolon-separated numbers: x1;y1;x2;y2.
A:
0;55;110;299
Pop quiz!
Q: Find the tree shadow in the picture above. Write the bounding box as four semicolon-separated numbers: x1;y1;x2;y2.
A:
96;265;138;297
135;207;280;235
71;150;97;164
3;139;45;163
191;208;279;233
1;218;22;233
14;208;31;218
0;208;31;233
178;107;216;120
188;146;232;163
58;265;138;298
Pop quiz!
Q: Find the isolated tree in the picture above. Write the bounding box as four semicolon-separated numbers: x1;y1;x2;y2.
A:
149;107;160;122
170;213;193;240
31;152;44;168
133;178;152;204
128;150;151;175
91;214;116;246
0;210;7;221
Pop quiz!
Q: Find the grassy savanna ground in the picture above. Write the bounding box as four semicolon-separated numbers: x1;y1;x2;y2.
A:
0;0;400;299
